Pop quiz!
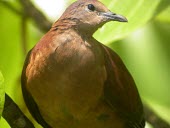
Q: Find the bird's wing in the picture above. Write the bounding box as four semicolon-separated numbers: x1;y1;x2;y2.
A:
21;49;51;128
100;44;145;128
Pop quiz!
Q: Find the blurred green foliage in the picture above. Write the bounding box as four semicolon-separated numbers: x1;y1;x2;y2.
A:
0;0;170;127
109;21;170;123
0;71;5;118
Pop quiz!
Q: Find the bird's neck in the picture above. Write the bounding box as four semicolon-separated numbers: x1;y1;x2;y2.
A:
51;18;97;36
52;18;78;30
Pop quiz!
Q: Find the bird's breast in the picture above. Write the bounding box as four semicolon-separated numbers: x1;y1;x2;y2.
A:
26;39;107;126
49;39;107;109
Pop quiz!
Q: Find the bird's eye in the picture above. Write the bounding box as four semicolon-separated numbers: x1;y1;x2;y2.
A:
87;4;95;11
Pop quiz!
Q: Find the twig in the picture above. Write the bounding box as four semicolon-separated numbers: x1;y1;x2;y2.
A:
2;94;35;128
21;15;28;55
144;105;170;128
19;0;52;33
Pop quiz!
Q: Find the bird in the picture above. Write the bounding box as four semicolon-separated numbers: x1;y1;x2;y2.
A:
21;0;145;128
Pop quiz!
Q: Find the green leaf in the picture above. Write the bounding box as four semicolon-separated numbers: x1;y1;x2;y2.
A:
156;6;170;23
93;0;170;44
0;71;5;118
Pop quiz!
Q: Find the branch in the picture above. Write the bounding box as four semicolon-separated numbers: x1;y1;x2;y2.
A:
1;0;52;33
2;94;35;128
0;1;23;15
144;105;170;128
19;0;52;33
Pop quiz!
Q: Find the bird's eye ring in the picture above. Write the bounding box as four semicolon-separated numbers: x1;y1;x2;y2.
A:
87;4;95;11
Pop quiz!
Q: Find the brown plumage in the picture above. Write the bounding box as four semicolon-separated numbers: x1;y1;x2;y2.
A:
21;0;145;128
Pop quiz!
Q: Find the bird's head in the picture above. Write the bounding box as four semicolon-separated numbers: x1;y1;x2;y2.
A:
55;0;127;34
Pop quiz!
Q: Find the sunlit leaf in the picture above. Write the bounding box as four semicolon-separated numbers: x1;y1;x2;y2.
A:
156;6;170;23
94;0;170;44
0;71;5;118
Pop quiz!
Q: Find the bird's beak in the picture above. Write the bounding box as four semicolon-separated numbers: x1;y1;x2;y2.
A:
101;11;128;22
